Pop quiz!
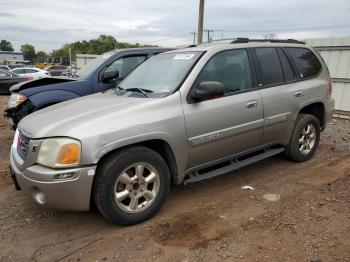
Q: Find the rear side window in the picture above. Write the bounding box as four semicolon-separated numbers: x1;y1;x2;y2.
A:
24;69;37;73
285;47;322;78
12;69;24;74
255;48;284;86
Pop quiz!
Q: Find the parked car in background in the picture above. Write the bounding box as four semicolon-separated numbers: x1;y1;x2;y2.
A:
11;67;50;80
9;39;334;225
5;47;173;128
0;70;32;95
44;65;69;76
8;64;26;70
0;65;11;71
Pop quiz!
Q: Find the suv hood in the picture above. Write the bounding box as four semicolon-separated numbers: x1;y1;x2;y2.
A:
18;92;152;138
10;76;77;93
18;78;90;97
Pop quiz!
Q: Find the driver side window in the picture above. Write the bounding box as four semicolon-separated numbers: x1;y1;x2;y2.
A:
197;49;253;94
106;56;146;79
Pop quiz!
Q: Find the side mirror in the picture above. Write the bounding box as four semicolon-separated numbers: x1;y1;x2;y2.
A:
102;69;119;82
191;81;225;102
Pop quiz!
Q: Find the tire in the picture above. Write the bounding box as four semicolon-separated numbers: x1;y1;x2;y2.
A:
93;146;170;225
285;113;320;162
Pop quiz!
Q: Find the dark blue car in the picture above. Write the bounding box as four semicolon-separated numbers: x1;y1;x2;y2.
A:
5;47;173;128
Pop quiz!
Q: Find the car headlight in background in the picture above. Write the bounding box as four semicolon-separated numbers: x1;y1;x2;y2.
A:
37;138;81;168
8;93;28;109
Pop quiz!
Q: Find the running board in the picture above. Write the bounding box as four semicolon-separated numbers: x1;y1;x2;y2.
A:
184;148;285;185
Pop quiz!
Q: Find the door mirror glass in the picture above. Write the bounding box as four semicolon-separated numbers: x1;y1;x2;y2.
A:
191;81;224;102
102;69;119;82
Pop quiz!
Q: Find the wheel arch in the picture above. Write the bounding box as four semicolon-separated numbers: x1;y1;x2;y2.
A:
95;139;179;186
297;102;325;130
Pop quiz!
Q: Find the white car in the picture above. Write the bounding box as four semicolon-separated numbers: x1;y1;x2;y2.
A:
11;67;50;79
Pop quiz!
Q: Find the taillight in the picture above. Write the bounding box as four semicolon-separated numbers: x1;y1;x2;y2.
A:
327;74;333;96
27;76;33;81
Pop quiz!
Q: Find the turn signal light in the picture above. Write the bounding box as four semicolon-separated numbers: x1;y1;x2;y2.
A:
58;143;80;165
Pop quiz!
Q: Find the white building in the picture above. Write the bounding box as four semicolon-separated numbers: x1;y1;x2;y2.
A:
75;54;100;69
305;37;350;116
0;51;25;65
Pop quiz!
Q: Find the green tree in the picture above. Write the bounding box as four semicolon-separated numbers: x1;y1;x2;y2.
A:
35;51;48;63
0;40;14;51
21;44;36;62
50;35;156;58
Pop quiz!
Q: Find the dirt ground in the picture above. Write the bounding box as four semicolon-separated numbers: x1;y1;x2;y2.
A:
0;95;349;262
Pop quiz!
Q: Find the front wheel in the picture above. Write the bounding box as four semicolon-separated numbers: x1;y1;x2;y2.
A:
285;114;320;162
93;146;170;225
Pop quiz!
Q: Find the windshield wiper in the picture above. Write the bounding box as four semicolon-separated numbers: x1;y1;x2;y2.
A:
123;87;153;98
115;85;123;95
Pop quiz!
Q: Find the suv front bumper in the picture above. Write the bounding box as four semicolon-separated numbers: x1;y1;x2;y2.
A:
10;148;96;211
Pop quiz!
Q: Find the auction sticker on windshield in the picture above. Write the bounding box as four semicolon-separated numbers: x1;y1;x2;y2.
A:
173;53;195;60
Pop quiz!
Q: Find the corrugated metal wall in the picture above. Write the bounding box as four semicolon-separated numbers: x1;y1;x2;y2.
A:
305;37;350;113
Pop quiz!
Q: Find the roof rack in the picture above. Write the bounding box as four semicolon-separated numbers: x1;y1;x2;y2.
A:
231;37;305;44
184;38;305;48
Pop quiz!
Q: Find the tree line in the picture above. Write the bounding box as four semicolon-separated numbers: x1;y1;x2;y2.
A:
0;35;155;64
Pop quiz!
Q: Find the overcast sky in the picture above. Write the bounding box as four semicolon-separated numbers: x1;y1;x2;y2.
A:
0;0;349;52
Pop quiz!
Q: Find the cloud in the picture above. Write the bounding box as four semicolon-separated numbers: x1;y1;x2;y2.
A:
0;12;15;17
0;0;349;52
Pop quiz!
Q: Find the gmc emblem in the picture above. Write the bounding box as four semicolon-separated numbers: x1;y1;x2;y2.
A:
17;137;25;151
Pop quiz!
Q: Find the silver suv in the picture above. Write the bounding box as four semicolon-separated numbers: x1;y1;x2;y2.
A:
9;39;334;225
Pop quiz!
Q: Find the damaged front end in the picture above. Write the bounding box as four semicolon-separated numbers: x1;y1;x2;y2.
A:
9;76;76;93
4;98;35;130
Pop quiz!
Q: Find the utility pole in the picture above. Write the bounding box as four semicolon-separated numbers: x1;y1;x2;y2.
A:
197;0;205;44
191;32;197;44
68;47;72;74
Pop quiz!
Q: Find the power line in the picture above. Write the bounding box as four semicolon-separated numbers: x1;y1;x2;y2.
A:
207;23;350;33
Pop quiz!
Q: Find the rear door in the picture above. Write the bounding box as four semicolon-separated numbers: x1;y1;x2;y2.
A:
255;47;322;145
182;49;264;168
253;47;297;144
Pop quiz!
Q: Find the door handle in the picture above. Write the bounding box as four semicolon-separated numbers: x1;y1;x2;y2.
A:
294;90;304;97
246;100;258;108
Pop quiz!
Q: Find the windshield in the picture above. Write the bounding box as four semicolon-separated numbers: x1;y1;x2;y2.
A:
118;52;202;95
76;51;115;78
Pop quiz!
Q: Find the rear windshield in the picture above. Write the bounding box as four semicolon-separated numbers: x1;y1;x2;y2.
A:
285;47;322;78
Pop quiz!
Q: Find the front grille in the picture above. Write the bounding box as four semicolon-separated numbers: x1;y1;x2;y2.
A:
17;131;31;159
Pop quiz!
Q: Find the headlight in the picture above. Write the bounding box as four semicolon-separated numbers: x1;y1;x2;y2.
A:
8;93;27;109
37;138;81;168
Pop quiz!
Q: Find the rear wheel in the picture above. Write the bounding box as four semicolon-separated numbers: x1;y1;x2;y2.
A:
285;114;320;162
93;146;170;225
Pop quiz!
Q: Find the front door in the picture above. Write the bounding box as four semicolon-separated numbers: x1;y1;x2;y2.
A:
181;49;264;168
